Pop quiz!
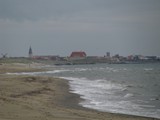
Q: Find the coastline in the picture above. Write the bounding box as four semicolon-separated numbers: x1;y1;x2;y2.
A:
0;63;159;120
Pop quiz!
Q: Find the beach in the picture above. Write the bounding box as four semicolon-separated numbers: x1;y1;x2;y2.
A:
0;63;159;120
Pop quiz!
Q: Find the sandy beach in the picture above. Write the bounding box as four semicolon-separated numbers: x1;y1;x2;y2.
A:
0;63;159;120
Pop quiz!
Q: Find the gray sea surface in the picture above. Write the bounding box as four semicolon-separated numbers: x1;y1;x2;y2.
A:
8;63;160;119
51;63;160;119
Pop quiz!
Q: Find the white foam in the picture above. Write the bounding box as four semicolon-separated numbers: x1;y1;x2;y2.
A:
81;99;160;119
60;77;125;93
124;93;134;98
123;68;128;71
74;68;89;71
6;72;40;75
60;76;160;119
121;88;127;91
144;68;153;71
46;69;70;73
6;69;71;76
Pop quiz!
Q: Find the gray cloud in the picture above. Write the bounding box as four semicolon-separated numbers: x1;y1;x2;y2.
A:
0;0;94;21
0;0;160;57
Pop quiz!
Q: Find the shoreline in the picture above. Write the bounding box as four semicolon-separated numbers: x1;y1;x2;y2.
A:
57;78;160;120
0;63;159;120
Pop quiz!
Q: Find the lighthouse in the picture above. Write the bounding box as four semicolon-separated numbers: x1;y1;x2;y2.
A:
28;46;33;58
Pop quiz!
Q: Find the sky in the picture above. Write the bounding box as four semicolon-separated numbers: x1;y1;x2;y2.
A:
0;0;160;57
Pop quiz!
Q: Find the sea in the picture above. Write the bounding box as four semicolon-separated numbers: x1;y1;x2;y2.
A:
9;63;160;119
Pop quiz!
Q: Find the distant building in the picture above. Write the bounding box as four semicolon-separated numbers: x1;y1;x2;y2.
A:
28;46;33;58
69;51;87;60
106;52;110;58
145;56;157;60
113;54;119;59
32;55;60;61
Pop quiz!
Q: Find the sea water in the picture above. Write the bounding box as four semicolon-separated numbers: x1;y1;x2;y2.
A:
50;63;160;119
9;63;160;119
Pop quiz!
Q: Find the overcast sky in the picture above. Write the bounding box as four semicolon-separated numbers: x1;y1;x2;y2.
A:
0;0;160;57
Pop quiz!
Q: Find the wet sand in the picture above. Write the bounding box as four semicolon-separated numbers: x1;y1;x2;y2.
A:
0;63;159;120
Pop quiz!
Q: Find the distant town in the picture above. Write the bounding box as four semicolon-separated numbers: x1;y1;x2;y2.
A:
1;46;160;65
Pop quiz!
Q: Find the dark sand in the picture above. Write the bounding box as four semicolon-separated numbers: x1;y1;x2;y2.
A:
0;63;159;120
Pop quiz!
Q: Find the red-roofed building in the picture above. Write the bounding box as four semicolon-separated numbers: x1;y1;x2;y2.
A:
70;51;87;60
